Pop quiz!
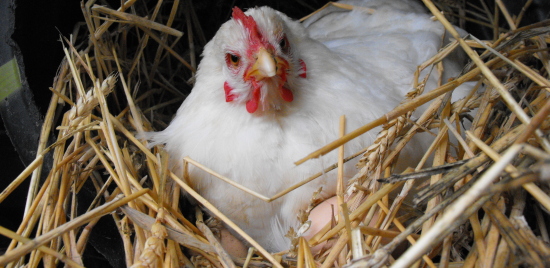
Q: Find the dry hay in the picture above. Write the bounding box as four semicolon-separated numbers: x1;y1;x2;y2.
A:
1;0;550;267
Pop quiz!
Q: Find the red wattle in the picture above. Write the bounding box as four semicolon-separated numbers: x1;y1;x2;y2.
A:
246;87;261;113
279;86;293;102
224;81;236;102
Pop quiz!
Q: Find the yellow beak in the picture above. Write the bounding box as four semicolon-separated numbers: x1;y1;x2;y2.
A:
246;48;277;80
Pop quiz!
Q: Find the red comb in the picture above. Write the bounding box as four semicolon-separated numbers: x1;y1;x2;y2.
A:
232;7;258;34
232;7;264;56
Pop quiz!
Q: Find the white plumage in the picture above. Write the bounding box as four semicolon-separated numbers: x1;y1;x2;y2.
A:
149;0;468;252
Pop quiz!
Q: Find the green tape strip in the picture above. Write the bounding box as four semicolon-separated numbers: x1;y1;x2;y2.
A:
0;58;22;101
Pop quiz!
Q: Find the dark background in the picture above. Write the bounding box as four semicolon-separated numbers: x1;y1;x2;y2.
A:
1;0;548;266
0;0;83;254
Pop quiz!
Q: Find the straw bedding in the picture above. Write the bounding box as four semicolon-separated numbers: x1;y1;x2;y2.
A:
1;0;549;267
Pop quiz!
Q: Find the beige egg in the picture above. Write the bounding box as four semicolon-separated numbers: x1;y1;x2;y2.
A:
302;196;383;254
302;196;339;253
219;228;248;258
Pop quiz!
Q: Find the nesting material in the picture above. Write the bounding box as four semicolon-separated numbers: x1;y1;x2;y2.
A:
1;0;550;267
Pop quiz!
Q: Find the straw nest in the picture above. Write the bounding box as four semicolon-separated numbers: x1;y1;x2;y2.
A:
1;0;550;267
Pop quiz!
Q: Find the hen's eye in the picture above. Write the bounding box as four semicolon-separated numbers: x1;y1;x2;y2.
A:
230;54;240;63
225;53;241;67
280;35;290;53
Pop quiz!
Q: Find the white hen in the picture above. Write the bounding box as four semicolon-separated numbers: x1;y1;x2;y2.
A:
150;0;467;252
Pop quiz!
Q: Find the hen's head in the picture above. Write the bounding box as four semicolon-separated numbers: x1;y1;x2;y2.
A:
209;7;307;114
